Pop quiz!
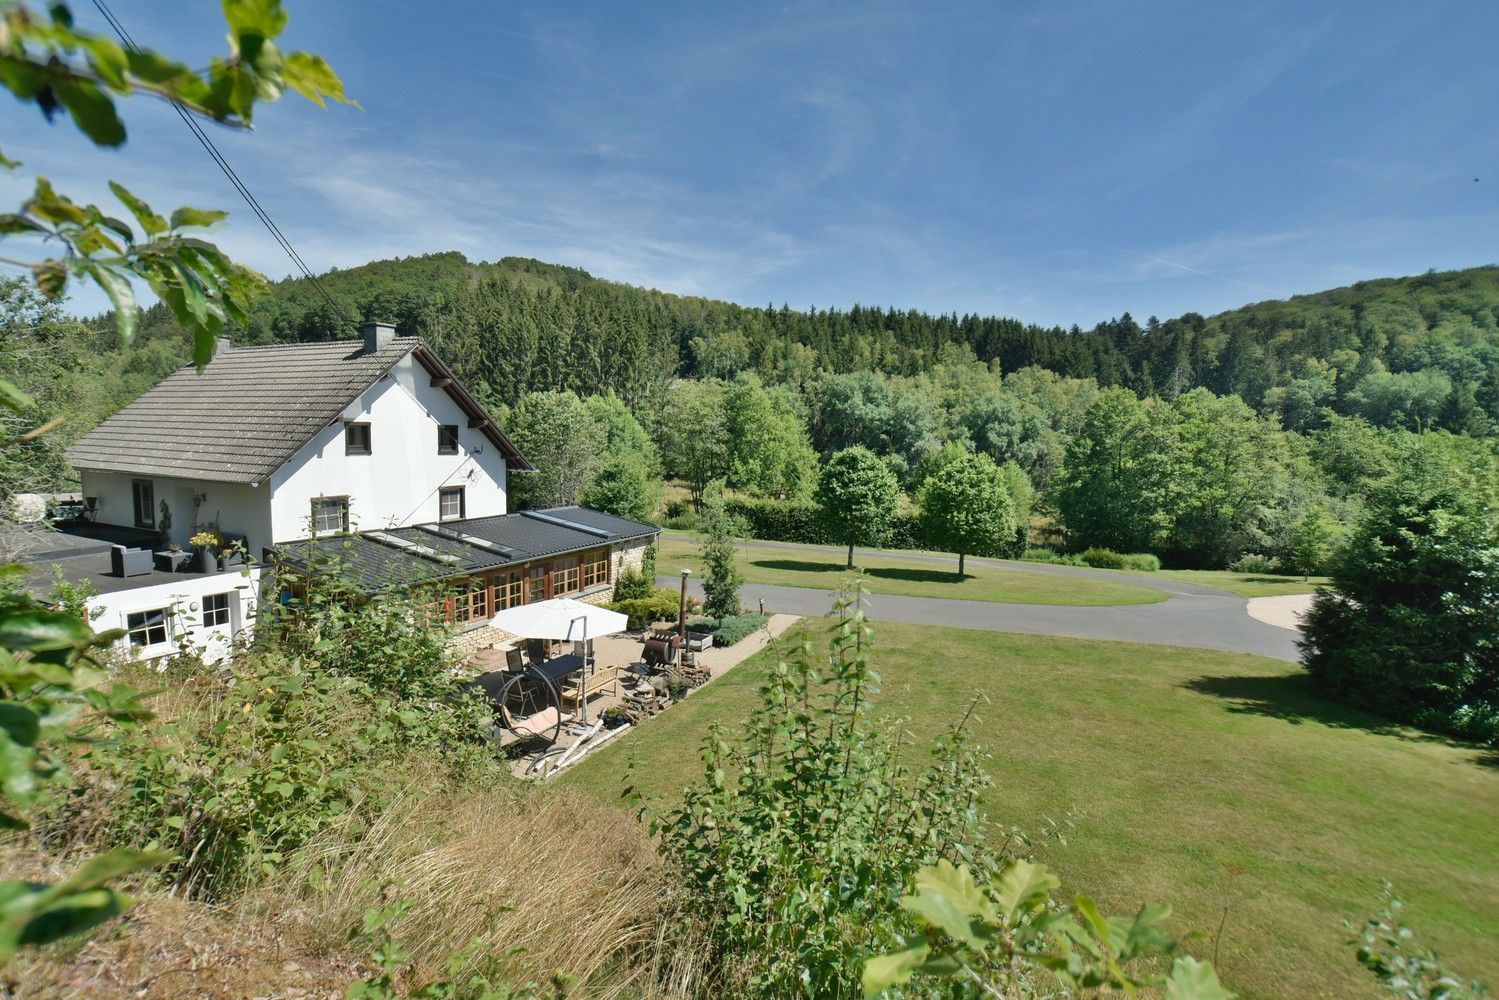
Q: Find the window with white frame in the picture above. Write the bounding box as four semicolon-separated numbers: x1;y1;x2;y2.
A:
439;485;465;521
203;591;232;628
126;608;168;648
311;496;349;534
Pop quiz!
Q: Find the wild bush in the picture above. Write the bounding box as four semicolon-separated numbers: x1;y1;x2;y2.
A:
1351;885;1489;999
1120;552;1161;572
863;858;1231;998
1079;547;1127;569
74;650;495;897
648;583;1000;999
1230;553;1282;574
269;575;459;702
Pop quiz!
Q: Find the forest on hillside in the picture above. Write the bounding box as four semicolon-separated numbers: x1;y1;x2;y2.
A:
115;252;1499;434
3;255;1497;575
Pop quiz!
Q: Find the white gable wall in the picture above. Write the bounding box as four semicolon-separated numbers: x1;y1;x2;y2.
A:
268;354;508;542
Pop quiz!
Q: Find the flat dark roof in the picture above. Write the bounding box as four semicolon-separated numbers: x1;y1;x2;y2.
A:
271;505;659;592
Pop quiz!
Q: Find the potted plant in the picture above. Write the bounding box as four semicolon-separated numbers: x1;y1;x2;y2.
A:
190;530;221;573
600;705;630;730
220;538;246;568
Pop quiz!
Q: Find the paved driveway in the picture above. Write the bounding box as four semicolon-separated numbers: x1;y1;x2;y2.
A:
658;545;1301;661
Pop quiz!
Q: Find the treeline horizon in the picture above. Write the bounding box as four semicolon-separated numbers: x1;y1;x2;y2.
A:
103;251;1499;437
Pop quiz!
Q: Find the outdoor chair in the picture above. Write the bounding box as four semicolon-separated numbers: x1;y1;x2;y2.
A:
505;646;525;673
110;544;151;578
526;638;547;665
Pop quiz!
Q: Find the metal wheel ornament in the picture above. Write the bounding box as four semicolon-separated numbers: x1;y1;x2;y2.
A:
497;667;563;744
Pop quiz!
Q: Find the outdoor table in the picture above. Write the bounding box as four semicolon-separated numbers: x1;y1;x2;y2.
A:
533;653;586;685
153;550;190;572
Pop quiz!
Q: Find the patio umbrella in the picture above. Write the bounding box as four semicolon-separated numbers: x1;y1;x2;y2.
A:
488;598;628;725
487;597;627;641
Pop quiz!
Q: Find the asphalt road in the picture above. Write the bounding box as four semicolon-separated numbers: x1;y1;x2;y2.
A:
657;543;1301;661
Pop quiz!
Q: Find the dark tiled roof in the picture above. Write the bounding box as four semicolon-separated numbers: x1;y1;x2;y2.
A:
271;506;658;592
66;338;532;483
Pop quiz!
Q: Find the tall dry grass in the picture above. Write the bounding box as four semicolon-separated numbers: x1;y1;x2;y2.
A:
248;771;690;998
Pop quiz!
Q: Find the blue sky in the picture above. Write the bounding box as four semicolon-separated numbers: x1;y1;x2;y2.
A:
4;0;1497;327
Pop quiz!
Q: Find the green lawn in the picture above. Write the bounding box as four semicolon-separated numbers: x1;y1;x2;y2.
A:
656;535;1166;607
565;622;1499;1000
1149;569;1330;597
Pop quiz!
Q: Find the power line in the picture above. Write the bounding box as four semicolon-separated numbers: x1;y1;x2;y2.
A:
88;0;358;330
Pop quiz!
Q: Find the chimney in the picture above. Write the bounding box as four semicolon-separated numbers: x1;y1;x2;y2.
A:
214;336;232;357
360;320;397;354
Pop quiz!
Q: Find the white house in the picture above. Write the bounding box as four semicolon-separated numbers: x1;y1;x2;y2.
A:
44;322;544;662
37;321;658;664
68;321;528;558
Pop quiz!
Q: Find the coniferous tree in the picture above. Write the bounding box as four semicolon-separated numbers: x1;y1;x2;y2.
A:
699;483;744;619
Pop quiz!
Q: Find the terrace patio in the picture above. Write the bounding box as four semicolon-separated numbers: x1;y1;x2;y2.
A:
462;610;800;779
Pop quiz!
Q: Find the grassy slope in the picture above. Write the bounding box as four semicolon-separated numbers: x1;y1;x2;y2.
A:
655;535;1166;607
1149;569;1328;597
564;623;1499;1000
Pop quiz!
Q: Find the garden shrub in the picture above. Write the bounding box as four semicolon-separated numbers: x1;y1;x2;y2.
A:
1022;547;1062;563
723;495;925;551
612;565;653;602
704;612;768;646
649;583;1001;999
723;496;827;544
1079;547;1126;569
1231;552;1282;574
1120;552;1161;572
700;484;743;619
606;587;689;630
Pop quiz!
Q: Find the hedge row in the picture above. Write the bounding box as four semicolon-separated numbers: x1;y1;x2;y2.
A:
720;497;927;550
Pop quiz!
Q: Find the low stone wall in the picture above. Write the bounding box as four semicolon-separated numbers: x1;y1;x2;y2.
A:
449;624;515;657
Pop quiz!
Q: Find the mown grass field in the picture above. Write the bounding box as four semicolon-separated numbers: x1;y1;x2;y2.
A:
1147;569;1329;597
565;622;1499;1000
655;534;1166;606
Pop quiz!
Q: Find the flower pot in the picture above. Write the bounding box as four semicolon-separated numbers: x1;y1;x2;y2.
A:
199;549;220;573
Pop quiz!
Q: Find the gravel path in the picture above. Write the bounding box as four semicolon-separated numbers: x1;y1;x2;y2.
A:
1246;594;1315;631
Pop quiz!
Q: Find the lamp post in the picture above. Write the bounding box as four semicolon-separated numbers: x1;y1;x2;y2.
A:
678;568;691;663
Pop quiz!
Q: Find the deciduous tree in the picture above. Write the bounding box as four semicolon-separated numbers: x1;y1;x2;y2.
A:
915;449;1013;576
816;446;900;568
507;390;604;509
